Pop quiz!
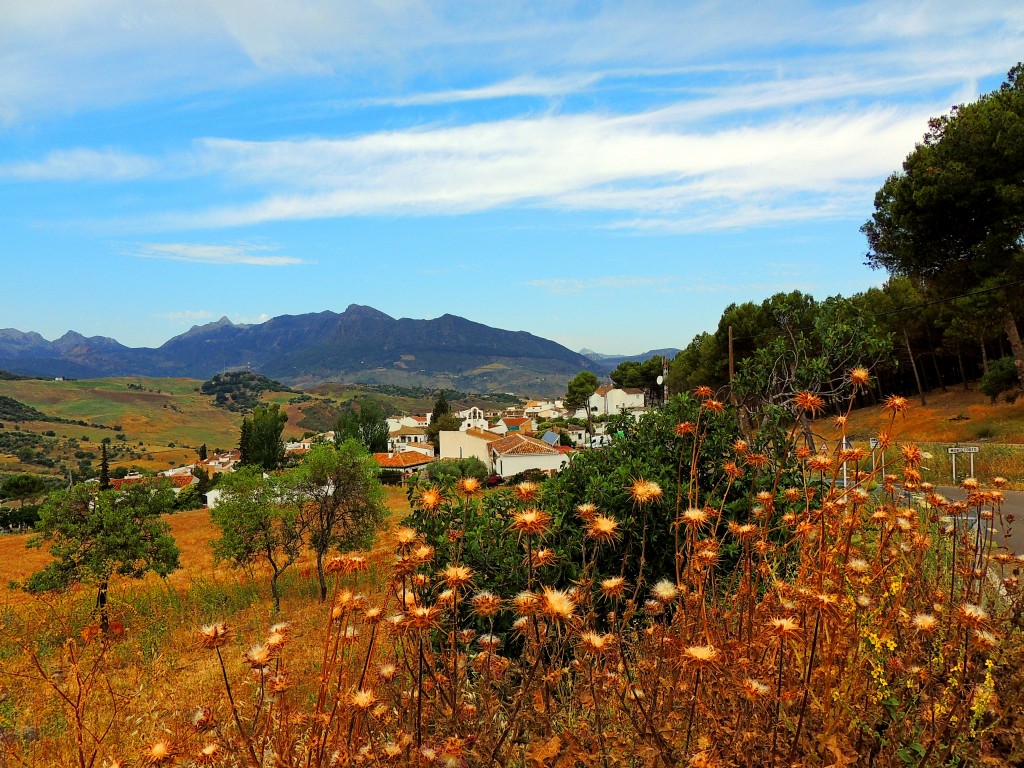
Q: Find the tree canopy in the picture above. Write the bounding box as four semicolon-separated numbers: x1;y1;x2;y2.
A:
609;356;665;403
863;62;1024;385
238;403;287;471
565;370;600;433
335;400;389;453
210;466;301;611
26;481;179;628
284;441;388;600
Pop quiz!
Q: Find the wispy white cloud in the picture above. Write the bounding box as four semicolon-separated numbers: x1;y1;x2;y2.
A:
152;104;927;231
127;243;307;266
366;74;603;106
1;1;1020;122
0;148;157;181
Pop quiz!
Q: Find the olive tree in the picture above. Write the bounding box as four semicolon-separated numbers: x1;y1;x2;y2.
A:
285;441;388;601
210;466;302;612
26;480;180;630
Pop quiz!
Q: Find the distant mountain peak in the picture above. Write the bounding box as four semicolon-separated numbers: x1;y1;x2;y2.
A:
343;304;394;321
171;316;238;341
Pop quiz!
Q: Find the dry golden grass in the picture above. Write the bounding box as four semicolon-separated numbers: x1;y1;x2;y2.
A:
0;487;411;606
821;386;1024;443
3;388;1023;767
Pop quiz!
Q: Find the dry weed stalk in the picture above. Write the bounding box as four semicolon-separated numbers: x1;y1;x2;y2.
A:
6;373;1023;766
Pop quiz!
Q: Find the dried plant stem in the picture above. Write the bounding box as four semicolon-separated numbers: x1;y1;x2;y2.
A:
589;663;610;768
215;646;261;768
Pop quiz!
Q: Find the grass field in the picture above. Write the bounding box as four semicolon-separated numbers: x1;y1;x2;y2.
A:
817;385;1024;487
0;486;413;608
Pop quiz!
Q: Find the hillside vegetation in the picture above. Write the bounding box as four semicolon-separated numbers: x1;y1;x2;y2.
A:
1;388;1022;766
818;386;1024;488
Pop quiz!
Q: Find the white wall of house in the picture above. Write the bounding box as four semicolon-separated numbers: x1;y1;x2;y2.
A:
491;451;568;478
607;389;645;413
396;443;435;457
438;431;494;470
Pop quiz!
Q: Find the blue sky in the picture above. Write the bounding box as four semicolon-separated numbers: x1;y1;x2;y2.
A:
1;2;1021;356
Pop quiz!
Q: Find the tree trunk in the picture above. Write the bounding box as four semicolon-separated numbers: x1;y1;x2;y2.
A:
903;327;927;406
271;571;281;613
924;325;947;392
96;580;109;632
980;338;989;373
957;350;968;391
316;550;328;602
1002;310;1024;388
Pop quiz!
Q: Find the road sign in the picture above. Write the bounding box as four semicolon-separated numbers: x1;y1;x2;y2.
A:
869;438;880;449
947;445;979;483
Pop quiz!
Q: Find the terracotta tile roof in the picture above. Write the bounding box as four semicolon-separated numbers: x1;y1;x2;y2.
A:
464;428;502;442
373;452;434;469
595;385;614;396
622;387;645;394
489;434;560;456
390;426;427;436
502;417;531;426
111;474;195;489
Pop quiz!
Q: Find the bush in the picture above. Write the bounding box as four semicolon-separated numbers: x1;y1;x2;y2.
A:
0;503;41;529
980;357;1020;402
424;457;488;486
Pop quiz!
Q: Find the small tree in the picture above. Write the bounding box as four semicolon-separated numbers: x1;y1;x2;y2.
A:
210;467;302;612
239;403;287;471
334;400;389;453
980;357;1020;403
1;474;48;508
99;442;111;490
285;441;387;601
26;481;180;630
565;370;600;435
426;457;489;486
430;391;451;423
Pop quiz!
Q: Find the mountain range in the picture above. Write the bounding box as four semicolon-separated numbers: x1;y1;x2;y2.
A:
0;306;675;396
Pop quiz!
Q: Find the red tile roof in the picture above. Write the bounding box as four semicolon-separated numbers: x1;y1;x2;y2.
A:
110;474;195;489
464;428;502;442
501;417;531;426
373;452;434;468
489;434;560;456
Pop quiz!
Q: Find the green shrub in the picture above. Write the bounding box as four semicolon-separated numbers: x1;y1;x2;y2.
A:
980;356;1020;402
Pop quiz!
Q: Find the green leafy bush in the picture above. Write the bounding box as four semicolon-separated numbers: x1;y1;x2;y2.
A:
980;357;1020;402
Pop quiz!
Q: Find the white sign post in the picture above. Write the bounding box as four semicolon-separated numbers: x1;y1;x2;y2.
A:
869;437;881;478
947;446;979;483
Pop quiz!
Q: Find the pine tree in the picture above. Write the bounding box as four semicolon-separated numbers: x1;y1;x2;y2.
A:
99;442;111;491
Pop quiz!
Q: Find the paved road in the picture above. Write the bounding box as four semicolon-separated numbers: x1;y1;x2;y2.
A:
935;485;1024;555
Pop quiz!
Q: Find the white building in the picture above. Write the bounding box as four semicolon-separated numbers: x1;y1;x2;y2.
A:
489;434;569;478
438;428;502;470
456;406;489;432
584;386;646;417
